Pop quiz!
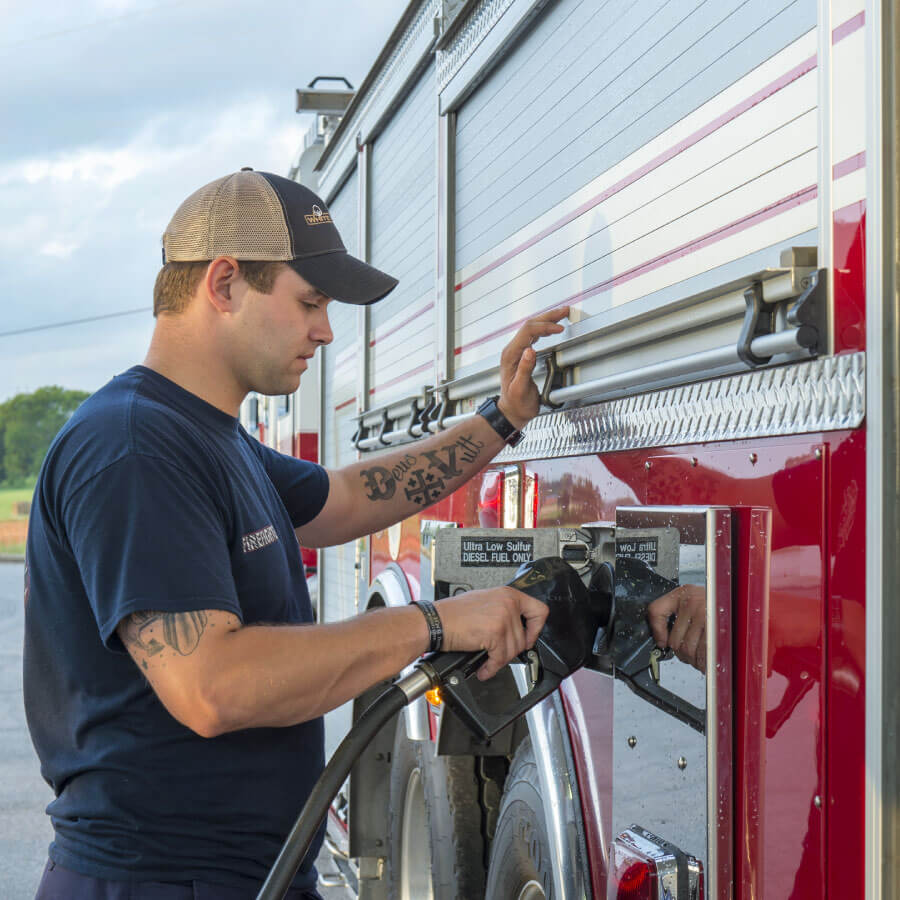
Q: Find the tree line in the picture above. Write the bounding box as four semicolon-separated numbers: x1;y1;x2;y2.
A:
0;386;89;487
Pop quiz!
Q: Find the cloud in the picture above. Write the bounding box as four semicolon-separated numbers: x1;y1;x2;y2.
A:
39;240;79;259
0;0;410;403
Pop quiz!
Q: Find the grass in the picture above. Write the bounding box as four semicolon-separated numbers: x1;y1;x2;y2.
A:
0;484;36;520
0;481;35;556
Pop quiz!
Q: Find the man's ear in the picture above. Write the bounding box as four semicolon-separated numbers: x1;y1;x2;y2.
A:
203;257;241;313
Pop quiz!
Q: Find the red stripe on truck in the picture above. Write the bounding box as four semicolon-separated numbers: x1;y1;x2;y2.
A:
454;183;818;356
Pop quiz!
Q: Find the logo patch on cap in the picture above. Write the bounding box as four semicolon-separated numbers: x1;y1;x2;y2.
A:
305;204;333;226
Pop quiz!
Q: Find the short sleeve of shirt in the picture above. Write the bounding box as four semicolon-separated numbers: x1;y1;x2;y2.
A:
250;441;329;529
64;453;242;650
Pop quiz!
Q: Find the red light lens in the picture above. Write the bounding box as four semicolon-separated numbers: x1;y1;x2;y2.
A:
478;470;504;528
608;842;657;900
616;862;652;898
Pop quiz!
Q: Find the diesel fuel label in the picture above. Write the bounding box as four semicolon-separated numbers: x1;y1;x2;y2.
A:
461;538;534;567
616;537;658;565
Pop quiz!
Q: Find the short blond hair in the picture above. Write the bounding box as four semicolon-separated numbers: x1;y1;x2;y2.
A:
152;260;287;316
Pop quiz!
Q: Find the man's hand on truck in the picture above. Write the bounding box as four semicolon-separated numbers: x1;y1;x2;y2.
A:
496;305;571;428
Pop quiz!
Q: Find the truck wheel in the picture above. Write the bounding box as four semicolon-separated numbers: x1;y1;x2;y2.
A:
387;717;486;900
485;737;553;900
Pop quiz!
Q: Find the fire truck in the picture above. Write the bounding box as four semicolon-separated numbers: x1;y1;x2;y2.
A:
243;0;900;895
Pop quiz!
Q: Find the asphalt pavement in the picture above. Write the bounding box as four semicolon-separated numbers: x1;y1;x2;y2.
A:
0;561;354;899
0;561;53;898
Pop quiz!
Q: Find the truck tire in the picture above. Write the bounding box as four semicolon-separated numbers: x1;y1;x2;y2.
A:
485;737;553;900
387;717;486;900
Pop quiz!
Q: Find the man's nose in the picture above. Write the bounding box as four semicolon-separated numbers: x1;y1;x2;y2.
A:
314;310;334;345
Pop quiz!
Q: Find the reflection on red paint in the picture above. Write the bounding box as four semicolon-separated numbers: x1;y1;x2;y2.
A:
478;470;504;527
833;201;866;353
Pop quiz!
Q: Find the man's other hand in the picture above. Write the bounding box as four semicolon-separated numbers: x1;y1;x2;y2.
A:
435;587;550;681
497;307;570;429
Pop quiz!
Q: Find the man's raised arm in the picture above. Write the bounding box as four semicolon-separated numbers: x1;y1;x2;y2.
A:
299;307;569;548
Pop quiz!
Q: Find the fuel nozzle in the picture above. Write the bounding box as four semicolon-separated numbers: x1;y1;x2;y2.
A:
420;556;613;740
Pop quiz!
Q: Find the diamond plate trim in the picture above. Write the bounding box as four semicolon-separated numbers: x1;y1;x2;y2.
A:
496;353;866;462
437;0;516;89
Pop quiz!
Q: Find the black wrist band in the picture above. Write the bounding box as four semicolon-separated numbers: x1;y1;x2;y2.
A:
415;599;443;652
476;395;523;447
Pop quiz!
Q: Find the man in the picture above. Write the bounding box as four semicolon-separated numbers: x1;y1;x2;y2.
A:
24;169;569;898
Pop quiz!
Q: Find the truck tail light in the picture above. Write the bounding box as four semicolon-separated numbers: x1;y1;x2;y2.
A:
608;827;703;900
608;844;657;900
478;471;504;527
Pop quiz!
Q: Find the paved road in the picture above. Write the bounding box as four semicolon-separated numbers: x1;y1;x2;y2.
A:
0;562;53;898
0;562;354;899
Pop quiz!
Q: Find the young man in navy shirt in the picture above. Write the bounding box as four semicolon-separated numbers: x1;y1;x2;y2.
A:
24;169;569;898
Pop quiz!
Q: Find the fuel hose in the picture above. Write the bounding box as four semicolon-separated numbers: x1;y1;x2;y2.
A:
256;556;608;899
256;669;434;900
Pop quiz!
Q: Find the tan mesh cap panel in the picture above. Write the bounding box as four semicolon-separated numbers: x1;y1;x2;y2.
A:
162;172;292;262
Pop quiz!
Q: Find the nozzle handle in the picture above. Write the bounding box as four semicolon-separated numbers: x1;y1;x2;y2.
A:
431;650;564;740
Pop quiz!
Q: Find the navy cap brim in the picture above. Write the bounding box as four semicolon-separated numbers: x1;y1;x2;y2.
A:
288;251;398;306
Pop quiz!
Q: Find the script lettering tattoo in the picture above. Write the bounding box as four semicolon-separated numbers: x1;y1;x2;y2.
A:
455;434;485;465
404;469;446;506
120;610;209;658
360;466;397;501
390;454;417;483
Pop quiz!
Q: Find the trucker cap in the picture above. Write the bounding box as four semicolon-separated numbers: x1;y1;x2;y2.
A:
161;168;398;306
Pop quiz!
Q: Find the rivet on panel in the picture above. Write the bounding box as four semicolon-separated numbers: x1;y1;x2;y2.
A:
627;736;637;749
677;757;687;771
690;457;698;467
814;795;822;809
749;452;758;465
815;447;823;460
645;461;652;470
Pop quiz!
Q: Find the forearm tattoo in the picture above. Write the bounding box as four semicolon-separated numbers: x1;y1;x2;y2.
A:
359;433;485;505
120;610;209;668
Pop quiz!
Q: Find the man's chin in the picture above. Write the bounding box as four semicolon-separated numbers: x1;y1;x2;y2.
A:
254;374;302;398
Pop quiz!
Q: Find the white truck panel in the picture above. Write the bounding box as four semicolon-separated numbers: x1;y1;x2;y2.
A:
454;0;816;270
368;66;437;406
453;18;820;371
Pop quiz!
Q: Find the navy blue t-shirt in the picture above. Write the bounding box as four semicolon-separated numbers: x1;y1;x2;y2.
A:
23;366;330;891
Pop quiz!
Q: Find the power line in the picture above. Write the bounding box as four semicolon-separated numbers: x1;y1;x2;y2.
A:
0;1;188;51
0;307;151;339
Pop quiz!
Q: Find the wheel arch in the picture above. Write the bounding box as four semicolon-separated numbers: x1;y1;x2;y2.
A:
518;686;593;899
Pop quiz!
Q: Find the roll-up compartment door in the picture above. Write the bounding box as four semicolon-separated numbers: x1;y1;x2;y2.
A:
326;168;359;259
452;0;818;376
368;66;436;407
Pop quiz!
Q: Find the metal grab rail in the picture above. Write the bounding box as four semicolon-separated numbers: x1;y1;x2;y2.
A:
355;324;814;449
350;260;825;452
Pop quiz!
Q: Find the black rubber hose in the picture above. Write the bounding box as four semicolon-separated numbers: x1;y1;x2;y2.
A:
256;683;409;900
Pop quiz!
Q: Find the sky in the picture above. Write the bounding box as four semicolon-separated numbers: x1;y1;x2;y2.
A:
0;0;410;402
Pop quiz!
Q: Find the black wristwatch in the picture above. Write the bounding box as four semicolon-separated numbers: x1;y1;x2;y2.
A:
476;395;523;447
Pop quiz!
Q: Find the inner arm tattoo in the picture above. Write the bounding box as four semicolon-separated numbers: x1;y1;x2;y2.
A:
120;610;209;661
359;433;485;505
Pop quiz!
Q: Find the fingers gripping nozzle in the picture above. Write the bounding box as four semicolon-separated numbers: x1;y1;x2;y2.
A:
420;557;613;740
